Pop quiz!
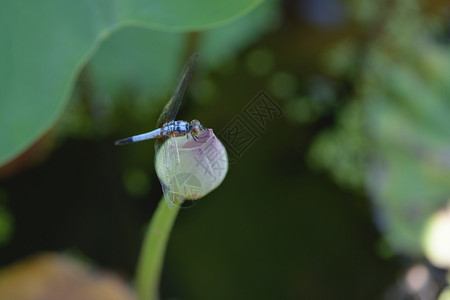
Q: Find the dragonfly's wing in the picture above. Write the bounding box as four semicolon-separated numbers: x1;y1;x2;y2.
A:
154;136;167;154
156;137;184;209
154;53;199;207
195;144;216;193
156;52;199;128
155;132;217;209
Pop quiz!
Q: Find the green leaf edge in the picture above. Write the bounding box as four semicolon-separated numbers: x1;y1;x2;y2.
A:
121;0;264;32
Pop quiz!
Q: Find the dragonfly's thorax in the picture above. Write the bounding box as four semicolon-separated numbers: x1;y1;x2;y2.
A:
159;119;205;138
160;120;191;137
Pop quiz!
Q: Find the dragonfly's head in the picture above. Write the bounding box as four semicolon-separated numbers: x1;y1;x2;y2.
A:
190;119;204;136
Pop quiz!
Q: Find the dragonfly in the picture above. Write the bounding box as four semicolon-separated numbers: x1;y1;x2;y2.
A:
115;52;207;208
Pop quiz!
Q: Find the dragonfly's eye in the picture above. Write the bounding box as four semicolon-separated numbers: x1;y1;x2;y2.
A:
192;126;200;135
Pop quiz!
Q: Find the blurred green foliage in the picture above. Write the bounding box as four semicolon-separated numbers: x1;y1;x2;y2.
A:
0;0;263;165
309;100;366;189
69;0;280;135
309;0;450;253
1;0;448;259
1;0;450;298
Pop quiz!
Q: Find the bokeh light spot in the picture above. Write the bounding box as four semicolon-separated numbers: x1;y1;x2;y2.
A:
423;207;450;269
192;77;217;105
405;264;429;292
245;48;274;77
285;97;314;123
438;288;450;300
268;71;298;100
122;168;151;198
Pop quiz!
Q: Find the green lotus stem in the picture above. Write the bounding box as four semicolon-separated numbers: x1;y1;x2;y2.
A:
135;197;180;300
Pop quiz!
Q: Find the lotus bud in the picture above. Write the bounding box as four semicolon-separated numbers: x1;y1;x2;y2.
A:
155;129;228;203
